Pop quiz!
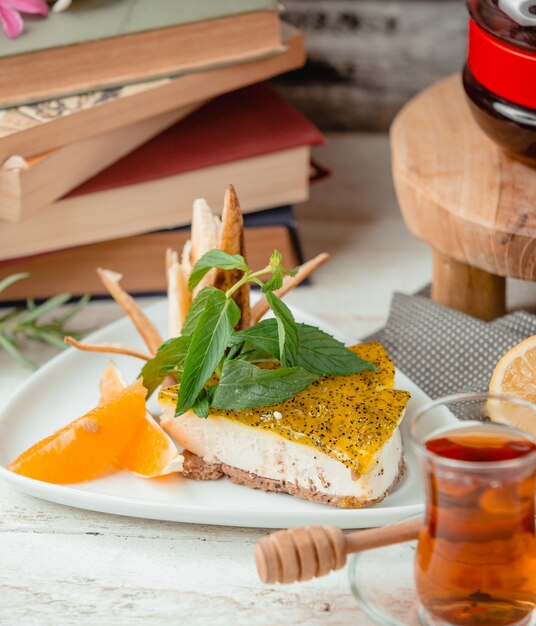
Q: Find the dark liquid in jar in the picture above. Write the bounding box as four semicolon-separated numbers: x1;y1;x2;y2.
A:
415;426;536;626
463;65;536;165
468;0;536;50
464;1;536;164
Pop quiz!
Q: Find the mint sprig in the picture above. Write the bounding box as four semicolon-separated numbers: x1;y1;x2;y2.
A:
232;319;376;375
140;250;377;416
187;250;249;292
175;288;240;415
265;291;299;367
140;335;190;396
212;360;316;411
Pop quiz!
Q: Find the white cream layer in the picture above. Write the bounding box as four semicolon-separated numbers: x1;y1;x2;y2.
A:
160;406;404;502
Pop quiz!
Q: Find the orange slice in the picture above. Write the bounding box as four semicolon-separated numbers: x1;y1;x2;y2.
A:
7;380;148;484
100;362;183;477
489;336;536;436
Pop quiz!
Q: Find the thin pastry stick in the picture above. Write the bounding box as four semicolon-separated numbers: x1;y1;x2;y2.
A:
181;239;193;279
97;268;163;355
218;186;243;255
191;198;220;296
191;198;220;260
250;253;331;326
213;185;250;329
166;248;191;338
213;214;222;242
64;336;152;361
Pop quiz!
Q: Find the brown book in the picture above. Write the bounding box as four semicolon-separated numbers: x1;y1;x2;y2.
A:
0;105;202;222
0;83;323;262
0;4;281;108
0;147;310;263
0;226;299;302
0;24;304;162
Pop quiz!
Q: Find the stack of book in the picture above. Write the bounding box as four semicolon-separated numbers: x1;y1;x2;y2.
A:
0;0;324;302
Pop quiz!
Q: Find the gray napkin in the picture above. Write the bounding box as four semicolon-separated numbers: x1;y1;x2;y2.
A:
367;293;536;399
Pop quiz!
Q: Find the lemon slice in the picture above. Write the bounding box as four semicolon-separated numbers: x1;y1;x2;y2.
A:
489;336;536;436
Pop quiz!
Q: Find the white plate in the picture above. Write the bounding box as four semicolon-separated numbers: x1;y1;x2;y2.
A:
0;299;427;529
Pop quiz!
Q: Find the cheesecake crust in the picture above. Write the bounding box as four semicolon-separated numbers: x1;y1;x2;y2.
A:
180;449;406;509
181;450;224;480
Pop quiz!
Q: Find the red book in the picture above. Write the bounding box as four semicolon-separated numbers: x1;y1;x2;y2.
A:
69;82;324;196
0;82;324;262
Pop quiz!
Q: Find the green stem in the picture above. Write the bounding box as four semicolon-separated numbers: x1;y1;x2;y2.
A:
225;266;270;299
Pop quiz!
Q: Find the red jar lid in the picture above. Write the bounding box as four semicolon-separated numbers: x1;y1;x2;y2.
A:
468;18;536;110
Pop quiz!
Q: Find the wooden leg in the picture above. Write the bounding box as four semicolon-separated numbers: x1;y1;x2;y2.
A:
432;251;506;321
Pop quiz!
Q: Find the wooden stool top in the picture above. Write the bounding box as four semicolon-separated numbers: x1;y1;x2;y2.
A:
391;74;536;281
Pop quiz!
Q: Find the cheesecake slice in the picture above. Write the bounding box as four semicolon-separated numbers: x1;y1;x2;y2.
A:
159;342;411;508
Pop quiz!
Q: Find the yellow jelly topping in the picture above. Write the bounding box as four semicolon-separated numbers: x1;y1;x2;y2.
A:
159;342;410;473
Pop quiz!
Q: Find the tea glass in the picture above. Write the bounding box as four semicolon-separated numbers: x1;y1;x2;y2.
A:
409;393;536;626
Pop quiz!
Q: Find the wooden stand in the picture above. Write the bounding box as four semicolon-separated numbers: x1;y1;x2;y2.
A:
432;252;506;322
391;74;536;320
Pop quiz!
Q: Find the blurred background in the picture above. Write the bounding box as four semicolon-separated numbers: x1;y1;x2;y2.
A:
276;0;466;131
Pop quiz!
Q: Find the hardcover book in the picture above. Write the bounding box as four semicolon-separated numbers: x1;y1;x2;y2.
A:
0;208;302;302
0;105;201;222
0;25;304;162
0;83;323;261
0;0;282;107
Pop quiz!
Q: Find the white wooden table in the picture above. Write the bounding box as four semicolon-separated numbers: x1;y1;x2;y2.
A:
1;134;529;625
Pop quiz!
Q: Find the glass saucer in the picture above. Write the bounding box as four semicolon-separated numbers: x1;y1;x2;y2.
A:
347;538;536;626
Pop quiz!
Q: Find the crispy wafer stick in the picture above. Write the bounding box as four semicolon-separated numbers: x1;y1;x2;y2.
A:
213;185;250;329
250;253;331;326
213;213;222;242
181;239;193;279
166;249;191;337
218;187;242;254
191;198;220;260
97;268;163;355
64;336;152;361
191;199;220;296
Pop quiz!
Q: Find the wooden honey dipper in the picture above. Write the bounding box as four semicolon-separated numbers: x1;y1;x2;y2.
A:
255;517;422;584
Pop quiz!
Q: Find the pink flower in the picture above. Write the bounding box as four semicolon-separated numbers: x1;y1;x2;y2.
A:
0;0;49;39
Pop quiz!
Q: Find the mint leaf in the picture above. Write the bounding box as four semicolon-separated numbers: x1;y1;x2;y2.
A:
265;292;299;367
296;324;377;375
237;346;278;365
140;335;191;396
262;250;284;292
230;319;280;358
269;250;283;269
212;360;316;410
231;319;376;375
192;388;210;418
261;271;284;293
176;289;240;415
192;385;218;418
188;250;249;291
182;286;218;336
261;251;298;293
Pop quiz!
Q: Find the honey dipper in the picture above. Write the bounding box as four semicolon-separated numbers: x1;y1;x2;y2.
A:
255;517;422;584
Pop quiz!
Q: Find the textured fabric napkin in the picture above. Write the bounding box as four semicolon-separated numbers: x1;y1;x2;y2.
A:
367;292;536;399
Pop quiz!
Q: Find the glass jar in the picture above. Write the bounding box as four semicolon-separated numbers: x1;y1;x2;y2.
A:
410;393;536;626
463;1;536;164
